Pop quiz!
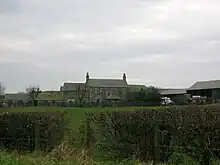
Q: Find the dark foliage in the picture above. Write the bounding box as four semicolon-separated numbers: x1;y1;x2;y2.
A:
133;86;161;106
84;105;220;164
0;112;66;152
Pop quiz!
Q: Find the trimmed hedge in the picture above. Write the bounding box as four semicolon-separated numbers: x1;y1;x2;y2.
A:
85;105;220;164
0;112;66;152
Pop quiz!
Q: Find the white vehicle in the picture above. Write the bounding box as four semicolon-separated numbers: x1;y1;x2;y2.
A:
161;97;174;106
191;95;207;105
2;102;8;108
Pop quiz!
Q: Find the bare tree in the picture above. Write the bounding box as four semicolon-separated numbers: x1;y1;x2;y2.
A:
0;82;5;95
26;86;41;106
77;85;87;107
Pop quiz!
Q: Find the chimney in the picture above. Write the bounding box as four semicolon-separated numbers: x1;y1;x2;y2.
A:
86;72;89;82
123;73;126;81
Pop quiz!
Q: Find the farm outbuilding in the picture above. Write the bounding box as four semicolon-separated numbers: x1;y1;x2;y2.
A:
159;89;188;105
187;80;220;103
5;93;31;106
159;89;187;97
36;91;68;107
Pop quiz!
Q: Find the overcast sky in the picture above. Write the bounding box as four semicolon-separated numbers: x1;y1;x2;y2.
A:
1;0;220;92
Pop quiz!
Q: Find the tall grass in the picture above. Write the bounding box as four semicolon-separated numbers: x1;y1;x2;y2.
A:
1;141;219;165
0;141;164;165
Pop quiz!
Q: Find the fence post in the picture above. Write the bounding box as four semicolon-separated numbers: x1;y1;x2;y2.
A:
153;123;160;164
34;121;40;151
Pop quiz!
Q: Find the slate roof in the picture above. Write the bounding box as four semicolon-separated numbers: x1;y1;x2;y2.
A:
87;79;128;88
61;83;85;91
37;91;65;101
5;93;30;101
159;89;187;95
188;80;220;90
129;84;147;92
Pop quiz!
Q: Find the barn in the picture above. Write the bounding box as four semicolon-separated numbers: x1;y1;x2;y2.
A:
187;80;220;103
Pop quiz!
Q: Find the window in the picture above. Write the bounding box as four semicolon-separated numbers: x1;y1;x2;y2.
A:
112;88;117;95
97;88;100;95
91;88;95;96
119;88;123;96
107;90;111;96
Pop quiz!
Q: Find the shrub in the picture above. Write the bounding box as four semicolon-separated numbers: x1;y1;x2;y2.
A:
0;112;66;152
84;105;220;164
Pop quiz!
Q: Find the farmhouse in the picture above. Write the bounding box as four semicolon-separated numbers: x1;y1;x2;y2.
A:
187;80;220;101
60;73;146;105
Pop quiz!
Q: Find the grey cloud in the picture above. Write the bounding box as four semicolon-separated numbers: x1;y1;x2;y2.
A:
0;1;21;14
1;0;220;92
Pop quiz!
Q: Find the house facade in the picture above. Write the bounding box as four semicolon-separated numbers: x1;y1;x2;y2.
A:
60;73;146;105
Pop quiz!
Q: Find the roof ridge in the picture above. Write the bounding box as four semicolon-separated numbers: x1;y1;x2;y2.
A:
196;79;220;83
189;79;220;90
161;88;187;90
89;78;123;80
64;82;85;84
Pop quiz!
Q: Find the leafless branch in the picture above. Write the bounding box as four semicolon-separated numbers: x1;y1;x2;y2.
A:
0;82;5;95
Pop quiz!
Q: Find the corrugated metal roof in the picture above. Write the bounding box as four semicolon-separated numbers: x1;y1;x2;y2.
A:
87;79;128;88
188;80;220;90
62;83;85;91
160;89;186;95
